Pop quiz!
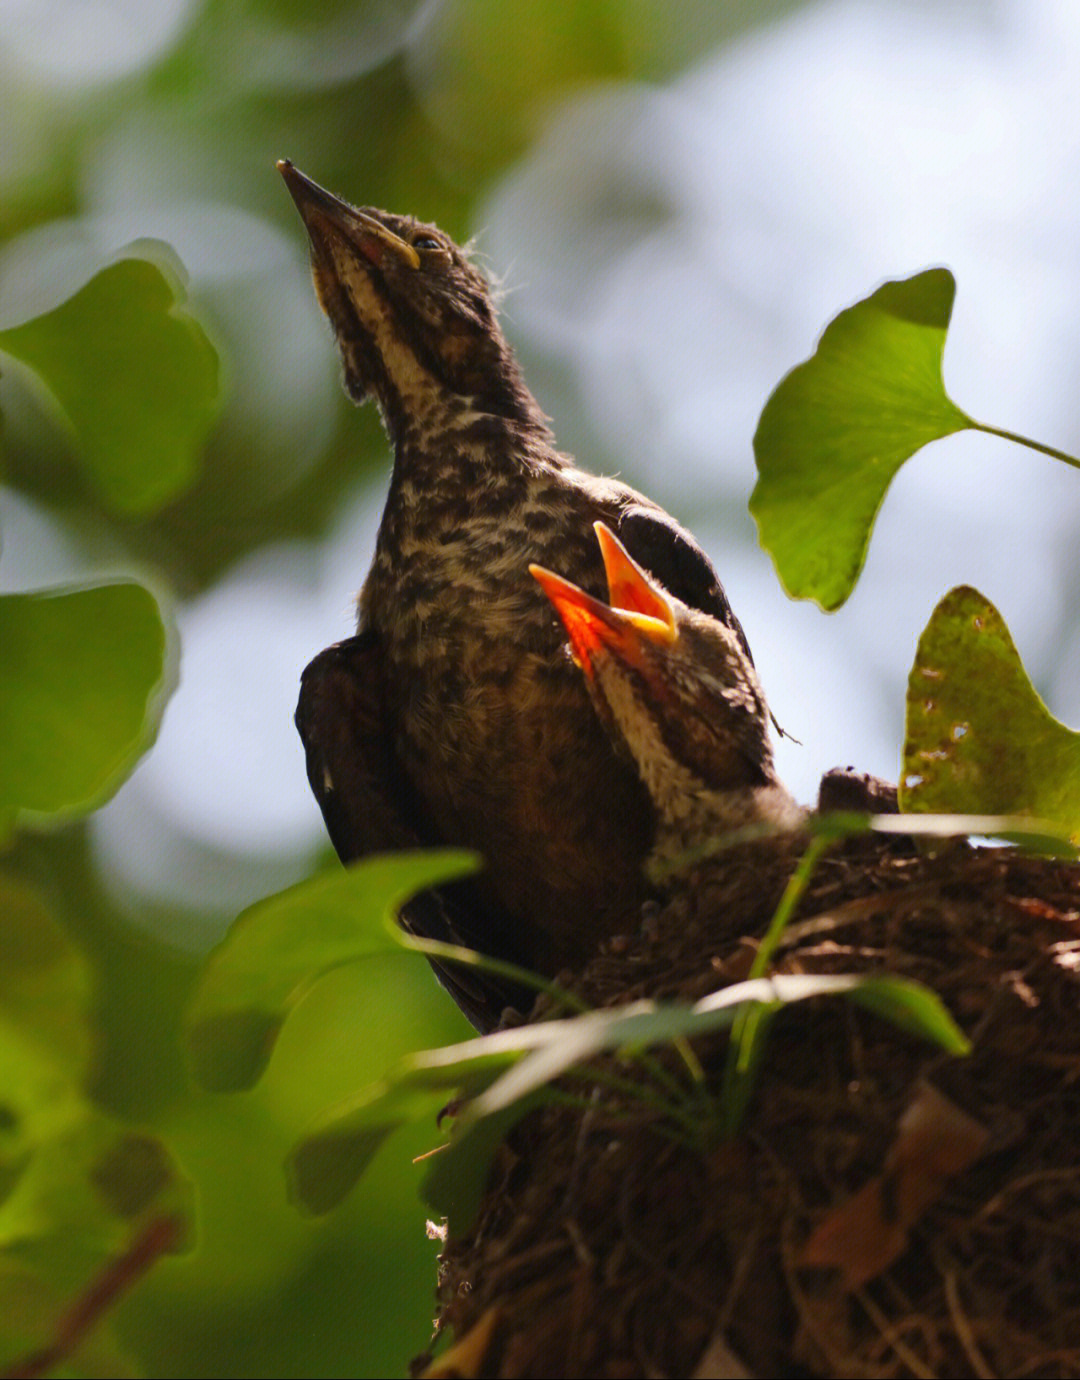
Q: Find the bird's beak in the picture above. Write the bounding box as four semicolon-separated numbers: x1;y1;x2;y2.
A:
531;551;676;681
593;522;677;640
530;565;621;675
276;159;421;271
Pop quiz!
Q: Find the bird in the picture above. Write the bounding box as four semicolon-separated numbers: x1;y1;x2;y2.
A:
280;160;760;1028
531;523;806;883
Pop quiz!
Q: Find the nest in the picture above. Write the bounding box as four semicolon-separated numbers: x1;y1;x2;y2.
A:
418;834;1080;1379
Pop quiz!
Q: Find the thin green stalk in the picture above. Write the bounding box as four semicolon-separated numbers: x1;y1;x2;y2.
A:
719;831;834;1132
749;831;833;979
970;420;1080;472
396;932;589;1017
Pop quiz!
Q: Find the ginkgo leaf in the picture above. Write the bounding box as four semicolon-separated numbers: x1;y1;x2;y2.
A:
285;973;966;1217
0;583;169;821
0;252;221;514
751;268;970;609
186;851;481;1093
901;586;1080;835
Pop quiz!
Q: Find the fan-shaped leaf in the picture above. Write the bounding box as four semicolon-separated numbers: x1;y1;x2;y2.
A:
751;268;969;609
0;253;221;513
902;585;1080;834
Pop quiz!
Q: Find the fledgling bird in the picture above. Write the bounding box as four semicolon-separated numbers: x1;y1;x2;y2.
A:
280;161;759;1027
532;523;806;882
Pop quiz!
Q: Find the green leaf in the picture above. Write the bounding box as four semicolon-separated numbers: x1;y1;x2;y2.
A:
867;811;1077;857
0;1110;195;1265
287;969;967;1216
0;1258;139;1377
751;268;970;609
420;1095;546;1228
286;1083;447;1218
0;878;95;1215
0;904;194;1266
0;873;94;1083
285;1022;567;1215
901;585;1080;834
846;976;970;1054
0;253;221;514
0;583;169;820
185;850;481;1093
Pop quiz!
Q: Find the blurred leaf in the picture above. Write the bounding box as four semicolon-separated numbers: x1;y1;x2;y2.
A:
0;1107;194;1263
288;972;964;1216
415;0;631;172
751;268;970;609
868;811;1077;854
0;1258;138;1376
0;879;194;1273
0;254;221;514
469;974;963;1122
901;585;1080;834
421;1096;546;1229
0;873;94;1081
286;1021;561;1215
186;851;481;1093
838;976;969;1053
0;582;168;820
286;1083;445;1218
0;877;95;1214
0;986;194;1268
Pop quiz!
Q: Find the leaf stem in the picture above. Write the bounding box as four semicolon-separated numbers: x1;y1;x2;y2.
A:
396;932;589;1017
749;832;833;979
969;421;1080;471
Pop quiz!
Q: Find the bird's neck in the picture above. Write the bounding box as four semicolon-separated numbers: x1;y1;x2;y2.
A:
385;383;559;495
374;330;553;458
645;781;807;886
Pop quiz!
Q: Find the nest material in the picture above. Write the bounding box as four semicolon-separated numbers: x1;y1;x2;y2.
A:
420;836;1080;1379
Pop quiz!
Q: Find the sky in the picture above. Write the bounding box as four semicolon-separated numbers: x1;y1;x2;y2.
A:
6;0;1080;936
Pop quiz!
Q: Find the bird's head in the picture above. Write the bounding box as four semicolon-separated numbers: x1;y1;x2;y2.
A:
278;160;544;436
531;523;779;827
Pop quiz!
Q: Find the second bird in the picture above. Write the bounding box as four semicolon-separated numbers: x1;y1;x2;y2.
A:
281;161;756;1026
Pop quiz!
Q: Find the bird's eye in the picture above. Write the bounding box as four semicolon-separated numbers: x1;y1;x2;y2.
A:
413;236;442;251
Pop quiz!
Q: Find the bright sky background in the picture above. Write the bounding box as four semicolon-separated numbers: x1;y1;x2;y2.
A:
7;0;1078;935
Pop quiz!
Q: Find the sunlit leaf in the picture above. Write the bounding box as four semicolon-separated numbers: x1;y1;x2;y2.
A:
470;974;963;1122
0;253;221;513
186;851;481;1093
0;583;169;820
867;812;1076;854
751;268;970;609
901;586;1080;835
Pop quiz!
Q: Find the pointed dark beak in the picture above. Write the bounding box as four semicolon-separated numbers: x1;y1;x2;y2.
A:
277;160;344;221
276;160;420;270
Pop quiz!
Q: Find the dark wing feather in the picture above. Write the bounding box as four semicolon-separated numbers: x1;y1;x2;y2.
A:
615;506;795;738
296;634;529;1031
616;507;754;664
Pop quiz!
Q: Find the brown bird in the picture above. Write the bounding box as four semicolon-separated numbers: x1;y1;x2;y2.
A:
281;161;757;1028
532;524;805;883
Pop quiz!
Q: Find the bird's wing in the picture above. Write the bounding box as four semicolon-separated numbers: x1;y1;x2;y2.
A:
615;506;754;664
614;506;797;739
296;634;531;1031
296;634;414;860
